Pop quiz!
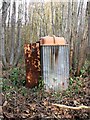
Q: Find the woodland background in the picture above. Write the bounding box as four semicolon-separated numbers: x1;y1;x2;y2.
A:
0;0;90;75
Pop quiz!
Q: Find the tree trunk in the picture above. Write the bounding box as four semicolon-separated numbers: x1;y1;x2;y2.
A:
76;1;84;75
10;1;16;65
69;1;74;70
6;4;11;63
51;1;55;35
86;2;90;61
1;2;10;67
0;12;3;79
14;4;22;66
25;0;27;26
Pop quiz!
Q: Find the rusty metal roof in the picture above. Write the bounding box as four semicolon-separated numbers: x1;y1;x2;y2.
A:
40;36;67;45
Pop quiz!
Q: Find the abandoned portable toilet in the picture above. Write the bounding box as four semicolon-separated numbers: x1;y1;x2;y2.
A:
40;36;69;91
24;36;69;91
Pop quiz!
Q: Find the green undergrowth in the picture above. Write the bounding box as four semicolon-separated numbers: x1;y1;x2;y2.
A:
2;60;89;100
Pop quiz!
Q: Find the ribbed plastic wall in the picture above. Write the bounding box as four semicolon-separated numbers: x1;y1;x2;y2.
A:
41;45;69;91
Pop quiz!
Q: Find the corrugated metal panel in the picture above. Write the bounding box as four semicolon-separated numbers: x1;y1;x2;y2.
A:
41;45;69;91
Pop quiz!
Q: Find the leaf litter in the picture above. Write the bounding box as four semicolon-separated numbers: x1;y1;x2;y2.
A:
1;67;90;120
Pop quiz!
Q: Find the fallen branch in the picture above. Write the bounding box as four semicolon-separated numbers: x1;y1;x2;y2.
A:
52;103;90;110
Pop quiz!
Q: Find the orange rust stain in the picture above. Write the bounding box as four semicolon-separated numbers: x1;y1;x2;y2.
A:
24;43;41;88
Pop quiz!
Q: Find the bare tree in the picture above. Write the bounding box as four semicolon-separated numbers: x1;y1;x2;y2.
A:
6;4;11;62
14;4;22;66
10;1;16;65
25;0;27;26
86;1;90;66
2;1;10;67
51;0;55;35
0;12;2;79
87;1;90;72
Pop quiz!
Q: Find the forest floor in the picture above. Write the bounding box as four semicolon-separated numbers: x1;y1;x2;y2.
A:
0;62;90;120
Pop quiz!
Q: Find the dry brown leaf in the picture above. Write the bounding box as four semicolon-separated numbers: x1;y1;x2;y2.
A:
24;109;30;114
3;112;14;119
21;113;30;119
3;101;8;107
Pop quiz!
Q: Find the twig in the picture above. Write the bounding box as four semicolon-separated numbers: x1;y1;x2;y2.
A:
52;103;90;110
